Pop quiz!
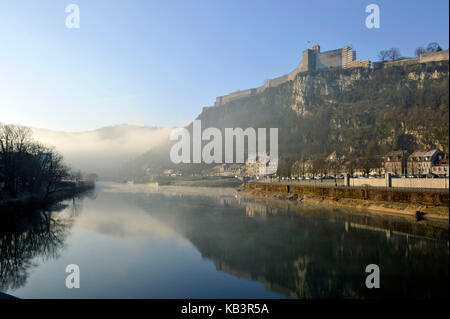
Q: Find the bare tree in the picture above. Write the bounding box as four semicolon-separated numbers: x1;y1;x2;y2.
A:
415;46;426;57
0;124;70;200
387;48;401;61
345;159;357;177
358;156;382;177
378;50;389;61
426;42;442;53
0;124;33;197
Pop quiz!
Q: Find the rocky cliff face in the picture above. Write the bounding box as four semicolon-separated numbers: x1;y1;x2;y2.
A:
197;60;448;158
126;60;448;177
290;68;366;116
288;65;448;117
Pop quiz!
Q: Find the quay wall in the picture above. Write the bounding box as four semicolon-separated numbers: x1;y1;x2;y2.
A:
350;177;449;189
244;183;449;207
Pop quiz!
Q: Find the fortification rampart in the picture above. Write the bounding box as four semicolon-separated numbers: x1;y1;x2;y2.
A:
211;47;449;107
383;58;420;68
419;50;449;63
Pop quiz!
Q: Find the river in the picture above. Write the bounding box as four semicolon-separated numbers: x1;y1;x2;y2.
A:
1;182;448;298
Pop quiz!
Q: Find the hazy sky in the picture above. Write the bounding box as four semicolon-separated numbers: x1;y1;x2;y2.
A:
0;0;448;131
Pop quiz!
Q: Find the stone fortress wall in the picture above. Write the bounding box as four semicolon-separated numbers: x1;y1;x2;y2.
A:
209;44;449;108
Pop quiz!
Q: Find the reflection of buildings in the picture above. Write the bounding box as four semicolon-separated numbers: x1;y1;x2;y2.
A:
200;202;448;298
133;192;449;298
245;201;280;218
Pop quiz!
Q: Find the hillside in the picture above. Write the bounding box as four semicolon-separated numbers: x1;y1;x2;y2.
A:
32;124;172;179
126;60;449;178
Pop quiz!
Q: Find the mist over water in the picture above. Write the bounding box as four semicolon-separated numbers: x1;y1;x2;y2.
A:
2;183;448;299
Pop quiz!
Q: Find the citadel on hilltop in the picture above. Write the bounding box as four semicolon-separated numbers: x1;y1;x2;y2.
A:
209;44;449;108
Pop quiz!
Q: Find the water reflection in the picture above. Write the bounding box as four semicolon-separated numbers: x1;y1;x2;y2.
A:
125;188;449;298
0;185;448;298
0;191;93;292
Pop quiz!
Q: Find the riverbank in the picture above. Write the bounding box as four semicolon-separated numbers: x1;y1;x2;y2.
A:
0;181;95;214
239;184;449;222
138;175;244;188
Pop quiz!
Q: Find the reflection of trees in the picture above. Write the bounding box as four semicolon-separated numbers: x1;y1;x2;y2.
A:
0;196;87;292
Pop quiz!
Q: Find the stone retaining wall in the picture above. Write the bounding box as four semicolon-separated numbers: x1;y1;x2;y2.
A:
244;183;449;206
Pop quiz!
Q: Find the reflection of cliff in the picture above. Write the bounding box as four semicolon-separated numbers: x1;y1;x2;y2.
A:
0;197;85;292
132;192;449;298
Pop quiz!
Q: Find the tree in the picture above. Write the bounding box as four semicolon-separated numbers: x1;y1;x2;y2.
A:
0;124;70;200
378;48;401;61
378;50;389;61
328;160;342;177
42;149;70;199
426;42;442;53
0;124;33;197
415;46;426;57
312;157;328;180
358;156;382;177
386;48;401;61
393;134;417;153
277;158;292;177
345;159;357;177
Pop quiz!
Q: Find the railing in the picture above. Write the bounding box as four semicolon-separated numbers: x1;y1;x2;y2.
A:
251;177;449;193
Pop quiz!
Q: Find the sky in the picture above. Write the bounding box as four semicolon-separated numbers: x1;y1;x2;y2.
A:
0;0;448;131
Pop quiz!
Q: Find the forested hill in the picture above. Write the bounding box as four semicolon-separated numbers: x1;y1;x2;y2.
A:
124;60;449;178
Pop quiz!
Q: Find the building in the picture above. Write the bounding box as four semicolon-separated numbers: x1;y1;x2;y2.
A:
407;149;444;175
326;151;345;162
432;153;449;176
213;44;367;106
383;150;409;175
297;45;357;73
291;159;314;177
245;154;277;177
212;164;244;177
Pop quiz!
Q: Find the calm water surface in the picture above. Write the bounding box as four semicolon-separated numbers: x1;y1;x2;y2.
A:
1;183;448;298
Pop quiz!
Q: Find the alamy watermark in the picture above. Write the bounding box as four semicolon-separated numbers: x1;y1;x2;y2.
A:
170;120;278;175
365;4;380;29
65;4;80;29
65;264;80;288
365;264;380;288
